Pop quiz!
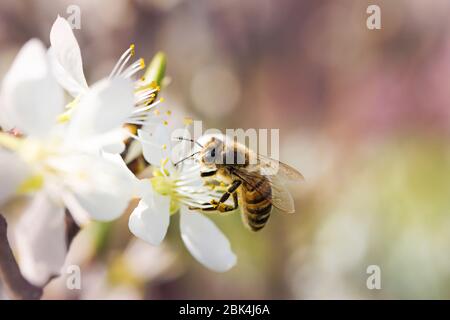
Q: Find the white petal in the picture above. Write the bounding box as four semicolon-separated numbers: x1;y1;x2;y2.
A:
101;152;140;186
70;127;128;154
0;94;13;131
102;141;126;154
49;16;88;96
128;189;170;245
65;190;129;222
62;192;90;226
0;149;29;206
69;77;134;140
48;47;86;97
61;154;134;221
138;124;170;166
0;39;64;137
15;192;67;286
180;208;236;272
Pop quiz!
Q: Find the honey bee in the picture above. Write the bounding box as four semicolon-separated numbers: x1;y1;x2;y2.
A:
176;135;304;231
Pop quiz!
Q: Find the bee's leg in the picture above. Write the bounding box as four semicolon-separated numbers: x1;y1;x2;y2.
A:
200;170;217;177
188;192;240;213
188;203;237;213
214;180;242;204
188;180;241;213
209;180;241;211
188;197;238;212
215;201;237;213
188;205;218;212
232;192;239;209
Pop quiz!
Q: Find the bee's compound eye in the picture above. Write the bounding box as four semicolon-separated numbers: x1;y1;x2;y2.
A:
211;149;216;158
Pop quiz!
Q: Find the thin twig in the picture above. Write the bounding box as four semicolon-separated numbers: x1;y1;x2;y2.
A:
65;210;80;250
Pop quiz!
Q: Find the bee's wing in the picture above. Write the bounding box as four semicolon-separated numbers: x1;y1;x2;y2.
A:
233;168;297;214
267;174;296;213
255;154;304;182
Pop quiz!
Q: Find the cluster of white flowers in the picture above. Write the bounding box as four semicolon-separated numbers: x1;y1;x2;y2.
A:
0;16;236;286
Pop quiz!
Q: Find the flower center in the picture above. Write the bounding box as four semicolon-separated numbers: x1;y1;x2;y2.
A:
0;133;72;195
18;139;67;194
150;168;180;214
150;174;174;196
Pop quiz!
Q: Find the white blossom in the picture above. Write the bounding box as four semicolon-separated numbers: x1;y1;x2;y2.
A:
0;38;137;286
128;123;237;272
48;16;165;136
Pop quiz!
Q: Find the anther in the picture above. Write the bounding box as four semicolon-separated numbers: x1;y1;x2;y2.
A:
183;117;193;126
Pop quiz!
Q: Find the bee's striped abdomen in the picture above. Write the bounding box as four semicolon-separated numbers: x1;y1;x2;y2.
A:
241;177;272;231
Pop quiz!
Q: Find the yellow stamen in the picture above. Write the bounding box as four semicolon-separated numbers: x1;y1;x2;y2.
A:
160;157;169;167
183;117;193;126
57;110;72;123
161;144;167;150
65;97;79;110
166;110;172;116
153;109;160;116
130;44;135;56
139;58;145;70
58;97;79;123
16;174;44;194
163;120;168;126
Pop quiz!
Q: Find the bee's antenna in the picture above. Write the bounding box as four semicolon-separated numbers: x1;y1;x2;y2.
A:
174;136;203;149
174;151;201;167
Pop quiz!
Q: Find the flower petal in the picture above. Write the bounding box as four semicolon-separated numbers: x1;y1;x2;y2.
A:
49;16;88;96
128;188;170;245
180;208;237;272
15;192;67;286
0;94;13;131
0;39;64;137
68;77;134;140
138;124;170;166
102;141;126;154
60;154;135;221
0;149;29;206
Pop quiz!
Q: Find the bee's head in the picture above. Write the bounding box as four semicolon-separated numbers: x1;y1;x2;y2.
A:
200;137;225;166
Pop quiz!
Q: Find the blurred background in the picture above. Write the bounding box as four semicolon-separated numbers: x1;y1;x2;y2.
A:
1;0;450;299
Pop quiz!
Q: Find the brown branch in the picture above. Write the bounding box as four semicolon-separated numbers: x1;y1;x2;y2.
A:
0;214;43;300
65;210;80;250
